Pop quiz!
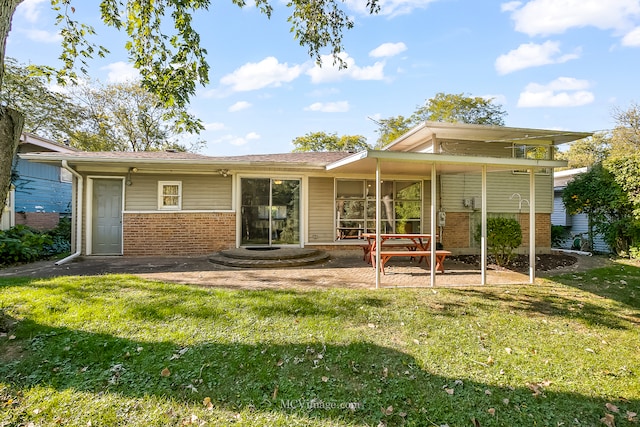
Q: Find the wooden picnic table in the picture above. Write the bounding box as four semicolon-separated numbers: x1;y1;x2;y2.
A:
363;233;450;274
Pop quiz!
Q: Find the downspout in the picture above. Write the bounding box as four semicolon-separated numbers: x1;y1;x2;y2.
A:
55;160;82;265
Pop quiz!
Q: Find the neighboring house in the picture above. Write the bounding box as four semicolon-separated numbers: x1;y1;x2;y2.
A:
1;133;77;231
552;167;610;253
21;122;591;266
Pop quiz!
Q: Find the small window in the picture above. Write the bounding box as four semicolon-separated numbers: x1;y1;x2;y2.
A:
158;181;182;210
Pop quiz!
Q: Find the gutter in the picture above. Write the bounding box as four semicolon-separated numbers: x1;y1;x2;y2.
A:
55;160;83;265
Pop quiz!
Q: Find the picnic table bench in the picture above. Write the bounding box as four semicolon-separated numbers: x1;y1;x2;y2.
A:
370;249;452;274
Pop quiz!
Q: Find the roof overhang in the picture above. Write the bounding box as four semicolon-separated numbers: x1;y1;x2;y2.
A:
18;152;334;173
383;121;593;153
326;149;568;176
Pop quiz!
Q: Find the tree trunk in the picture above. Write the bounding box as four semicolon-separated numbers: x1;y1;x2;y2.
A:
0;107;23;212
0;1;24;212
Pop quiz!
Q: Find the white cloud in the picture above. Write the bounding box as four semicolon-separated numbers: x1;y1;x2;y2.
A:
482;94;508;105
304;101;350;113
307;53;385;83
500;1;522;12
346;0;439;17
517;77;594;107
495;41;580;74
369;42;407;58
622;26;640;46
20;28;62;43
102;62;139;83
215;132;261;147
220;57;302;92
204;122;225;131
228;101;252;112
504;0;640;36
16;0;48;23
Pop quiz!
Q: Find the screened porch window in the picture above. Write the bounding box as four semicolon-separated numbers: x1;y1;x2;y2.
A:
335;179;422;239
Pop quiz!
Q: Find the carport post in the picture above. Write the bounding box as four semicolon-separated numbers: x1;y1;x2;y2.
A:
430;163;436;287
529;168;536;284
481;165;487;285
375;158;381;289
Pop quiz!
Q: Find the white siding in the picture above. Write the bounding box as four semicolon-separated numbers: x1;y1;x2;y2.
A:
440;171;552;213
125;174;232;211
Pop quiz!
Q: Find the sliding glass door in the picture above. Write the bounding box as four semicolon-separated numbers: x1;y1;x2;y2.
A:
241;178;300;246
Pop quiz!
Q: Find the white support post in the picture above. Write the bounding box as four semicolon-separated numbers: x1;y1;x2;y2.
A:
529;169;536;284
375;159;381;289
430;163;437;287
481;165;487;285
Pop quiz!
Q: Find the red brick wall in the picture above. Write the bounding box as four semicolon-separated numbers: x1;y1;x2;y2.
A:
441;212;470;249
518;213;551;249
15;212;60;231
123;212;236;256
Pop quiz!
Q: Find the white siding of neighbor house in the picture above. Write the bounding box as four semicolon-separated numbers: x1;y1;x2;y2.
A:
552;193;611;253
440;171;552;213
307;177;335;242
552;193;572;226
124;174;232;211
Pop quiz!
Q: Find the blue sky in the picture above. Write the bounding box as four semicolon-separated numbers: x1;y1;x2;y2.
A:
6;0;640;156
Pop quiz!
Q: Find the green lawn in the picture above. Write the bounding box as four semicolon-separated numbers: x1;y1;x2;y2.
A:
1;262;639;426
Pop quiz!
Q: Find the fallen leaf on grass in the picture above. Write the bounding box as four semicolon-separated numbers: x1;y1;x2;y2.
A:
444;388;454;395
600;413;615;427
276;359;284;367
321;376;329;382
368;323;376;329
606;403;620;413
413;339;420;345
382;405;393;415
161;368;171;377
484;389;492;395
627;411;637;421
203;397;213;410
487;408;495;416
505;347;512;354
585;348;596;354
272;385;279;400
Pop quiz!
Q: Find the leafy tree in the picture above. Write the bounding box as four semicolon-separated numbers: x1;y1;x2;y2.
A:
562;163;638;254
67;80;204;152
0;0;381;212
376;92;507;147
0;58;85;142
604;103;640;218
412;92;507;125
292;131;370;152
373;115;413;148
556;132;610;169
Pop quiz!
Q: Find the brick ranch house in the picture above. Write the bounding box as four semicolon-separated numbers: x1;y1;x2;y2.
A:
21;121;591;281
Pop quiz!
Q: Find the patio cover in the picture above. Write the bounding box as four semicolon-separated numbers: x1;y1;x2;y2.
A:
325;146;585;288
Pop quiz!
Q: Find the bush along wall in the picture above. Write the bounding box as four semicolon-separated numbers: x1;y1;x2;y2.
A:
0;218;71;266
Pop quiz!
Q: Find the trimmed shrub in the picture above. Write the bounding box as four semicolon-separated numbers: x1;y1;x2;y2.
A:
476;217;523;266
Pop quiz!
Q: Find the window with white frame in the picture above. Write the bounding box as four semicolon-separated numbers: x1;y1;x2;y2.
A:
158;181;182;210
335;179;422;239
